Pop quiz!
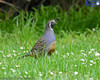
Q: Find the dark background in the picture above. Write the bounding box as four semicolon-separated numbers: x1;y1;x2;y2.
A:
0;0;100;33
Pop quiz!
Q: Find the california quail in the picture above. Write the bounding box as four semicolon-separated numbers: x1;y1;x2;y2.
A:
21;19;57;58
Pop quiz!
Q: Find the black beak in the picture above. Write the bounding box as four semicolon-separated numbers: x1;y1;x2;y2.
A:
51;21;57;27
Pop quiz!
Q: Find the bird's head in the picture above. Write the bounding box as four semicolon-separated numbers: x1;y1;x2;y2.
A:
46;19;57;30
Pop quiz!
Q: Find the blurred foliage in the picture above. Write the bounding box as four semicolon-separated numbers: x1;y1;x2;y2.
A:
0;0;88;19
0;5;100;35
0;0;85;11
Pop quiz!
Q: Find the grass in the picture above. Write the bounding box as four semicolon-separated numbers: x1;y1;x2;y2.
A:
0;25;100;80
0;6;100;80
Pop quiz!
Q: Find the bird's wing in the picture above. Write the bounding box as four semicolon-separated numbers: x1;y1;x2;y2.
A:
21;36;47;58
31;36;47;56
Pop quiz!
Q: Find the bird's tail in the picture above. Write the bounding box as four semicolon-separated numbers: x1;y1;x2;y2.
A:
17;52;32;59
21;54;27;58
21;52;32;58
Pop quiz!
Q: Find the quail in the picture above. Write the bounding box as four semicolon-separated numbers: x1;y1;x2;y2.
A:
21;19;58;58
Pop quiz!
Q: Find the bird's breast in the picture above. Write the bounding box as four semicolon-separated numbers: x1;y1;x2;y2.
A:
44;30;56;44
48;41;56;55
49;41;56;50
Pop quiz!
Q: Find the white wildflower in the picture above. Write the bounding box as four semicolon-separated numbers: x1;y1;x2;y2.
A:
15;65;20;68
96;58;100;60
0;62;2;65
20;47;23;49
18;72;21;74
12;70;16;72
14;54;16;56
39;73;42;76
63;55;66;58
10;68;16;72
82;63;85;64
34;70;36;73
4;72;7;75
0;50;3;53
49;71;53;75
55;51;58;54
59;72;62;74
74;72;78;75
39;72;41;74
88;51;92;54
93;28;95;31
25;71;28;74
82;53;87;56
90;49;95;51
71;52;74;55
67;53;69;56
93;62;96;64
24;75;27;78
26;51;28;53
75;65;77;67
89;78;93;80
10;68;13;70
84;74;88;77
80;59;85;61
3;55;6;58
90;60;93;63
85;59;87;62
81;50;84;52
81;53;84;54
95;52;100;56
23;51;26;53
2;67;6;70
13;50;16;52
90;64;93;66
83;53;87;56
7;54;11;57
50;72;53;75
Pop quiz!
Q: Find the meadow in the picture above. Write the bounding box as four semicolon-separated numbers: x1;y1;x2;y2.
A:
0;6;100;80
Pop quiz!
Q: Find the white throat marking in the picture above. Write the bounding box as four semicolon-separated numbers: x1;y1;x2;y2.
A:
49;23;53;30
